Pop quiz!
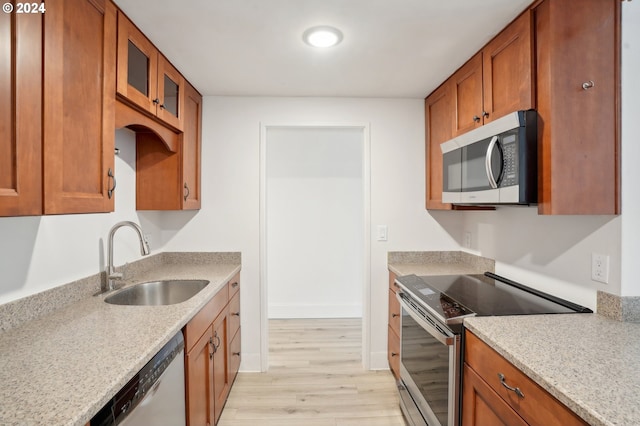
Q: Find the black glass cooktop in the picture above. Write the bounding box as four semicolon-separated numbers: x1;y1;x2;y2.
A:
395;272;591;325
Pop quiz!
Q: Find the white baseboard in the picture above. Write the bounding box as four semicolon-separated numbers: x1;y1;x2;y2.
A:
268;303;362;319
238;352;263;372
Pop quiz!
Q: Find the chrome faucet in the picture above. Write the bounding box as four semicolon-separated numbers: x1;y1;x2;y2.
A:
106;221;150;291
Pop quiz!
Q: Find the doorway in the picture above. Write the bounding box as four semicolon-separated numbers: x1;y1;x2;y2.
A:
259;124;371;371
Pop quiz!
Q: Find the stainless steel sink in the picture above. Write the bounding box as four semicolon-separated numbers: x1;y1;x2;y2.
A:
105;280;210;306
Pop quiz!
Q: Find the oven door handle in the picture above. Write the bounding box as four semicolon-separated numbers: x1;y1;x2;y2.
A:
396;292;455;346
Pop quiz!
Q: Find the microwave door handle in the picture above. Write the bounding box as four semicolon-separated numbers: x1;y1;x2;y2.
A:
396;292;455;346
485;135;499;189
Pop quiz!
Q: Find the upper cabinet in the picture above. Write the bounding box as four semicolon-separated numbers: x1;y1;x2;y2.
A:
534;0;620;215
1;0;116;216
43;0;117;214
453;11;534;136
0;9;42;217
426;1;619;215
117;12;185;131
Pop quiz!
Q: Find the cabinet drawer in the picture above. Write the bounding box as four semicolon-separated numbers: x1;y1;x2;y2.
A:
388;289;400;336
464;331;588;426
184;284;228;352
388;325;400;380
229;291;240;338
228;272;240;299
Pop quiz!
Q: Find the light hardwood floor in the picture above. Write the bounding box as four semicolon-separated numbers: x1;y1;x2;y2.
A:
218;318;407;426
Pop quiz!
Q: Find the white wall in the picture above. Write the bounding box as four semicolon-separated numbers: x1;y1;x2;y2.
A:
157;97;460;370
0;129;164;305
621;0;640;297
266;127;363;319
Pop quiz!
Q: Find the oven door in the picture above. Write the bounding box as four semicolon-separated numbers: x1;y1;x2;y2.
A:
397;292;460;426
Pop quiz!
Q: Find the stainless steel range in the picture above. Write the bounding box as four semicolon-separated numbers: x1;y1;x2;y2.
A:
394;272;592;426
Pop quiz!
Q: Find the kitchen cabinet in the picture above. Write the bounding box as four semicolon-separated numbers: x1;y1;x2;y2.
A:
534;0;620;215
184;273;241;426
2;0;116;216
387;271;400;379
135;81;202;210
453;11;534;136
117;12;185;131
0;8;42;216
462;330;588;426
43;0;117;214
425;81;455;210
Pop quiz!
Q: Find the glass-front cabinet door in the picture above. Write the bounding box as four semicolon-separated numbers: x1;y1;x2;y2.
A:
116;11;184;131
157;55;185;130
116;12;157;116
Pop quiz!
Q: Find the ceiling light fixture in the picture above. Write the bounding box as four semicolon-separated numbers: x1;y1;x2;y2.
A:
302;26;343;48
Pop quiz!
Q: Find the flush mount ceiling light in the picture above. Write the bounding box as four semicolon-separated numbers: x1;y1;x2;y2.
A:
302;26;343;48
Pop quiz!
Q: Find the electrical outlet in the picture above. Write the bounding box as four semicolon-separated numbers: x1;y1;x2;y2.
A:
591;253;610;284
464;232;472;249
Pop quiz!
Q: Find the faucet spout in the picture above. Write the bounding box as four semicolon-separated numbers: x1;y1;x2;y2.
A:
106;221;151;291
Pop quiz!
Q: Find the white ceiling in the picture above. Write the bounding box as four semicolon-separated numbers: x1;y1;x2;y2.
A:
114;0;533;98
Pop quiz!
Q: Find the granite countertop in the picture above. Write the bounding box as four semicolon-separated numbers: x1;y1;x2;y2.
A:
465;315;640;426
388;251;495;277
0;252;241;426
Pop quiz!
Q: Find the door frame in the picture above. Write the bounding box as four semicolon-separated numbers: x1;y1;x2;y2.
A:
259;123;372;371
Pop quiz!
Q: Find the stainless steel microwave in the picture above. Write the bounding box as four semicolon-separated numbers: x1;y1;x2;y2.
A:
440;110;537;205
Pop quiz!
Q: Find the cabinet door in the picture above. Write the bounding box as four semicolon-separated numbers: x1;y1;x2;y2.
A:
182;82;202;209
43;0;116;214
462;364;529;426
186;327;215;426
229;328;241;384
425;81;454;210
0;9;42;216
116;12;157;116
453;53;483;136
157;55;185;131
387;325;400;380
482;10;534;124
212;308;230;424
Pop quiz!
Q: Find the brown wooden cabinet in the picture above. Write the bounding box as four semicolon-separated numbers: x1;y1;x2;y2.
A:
135;81;202;210
387;271;400;379
117;12;185;131
534;0;620;215
43;0;117;215
184;273;241;426
462;330;588;426
453;11;534;136
0;7;42;216
425;81;455;210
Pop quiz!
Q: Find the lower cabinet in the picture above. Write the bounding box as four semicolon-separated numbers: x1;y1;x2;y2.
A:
387;271;401;379
462;330;587;426
184;273;241;426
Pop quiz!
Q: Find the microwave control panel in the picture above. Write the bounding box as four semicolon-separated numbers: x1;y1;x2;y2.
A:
501;132;518;186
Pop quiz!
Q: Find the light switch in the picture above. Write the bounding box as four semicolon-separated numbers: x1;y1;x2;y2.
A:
377;225;388;242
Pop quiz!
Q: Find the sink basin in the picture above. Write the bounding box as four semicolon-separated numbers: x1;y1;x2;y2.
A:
105;280;210;306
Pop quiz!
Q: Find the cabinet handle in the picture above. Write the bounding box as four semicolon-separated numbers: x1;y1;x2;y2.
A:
497;373;525;398
159;104;166;110
107;168;116;199
482;111;489;118
231;282;239;288
233;352;241;356
391;352;398;357
473;115;481;123
209;336;215;355
183;183;190;201
392;313;399;318
582;80;595;90
232;312;240;317
214;332;221;350
152;98;160;105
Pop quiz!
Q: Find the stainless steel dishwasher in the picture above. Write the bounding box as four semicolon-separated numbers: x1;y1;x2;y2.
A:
90;331;186;426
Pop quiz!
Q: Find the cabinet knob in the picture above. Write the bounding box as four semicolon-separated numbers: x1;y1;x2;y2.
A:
231;282;239;288
473;115;481;123
391;352;398;357
392;313;399;318
152;98;160;105
233;352;241;356
482;111;489;118
232;312;240;317
582;80;595;90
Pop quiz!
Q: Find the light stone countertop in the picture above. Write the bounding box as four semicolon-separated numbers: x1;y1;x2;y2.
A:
464;315;640;426
0;253;240;426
